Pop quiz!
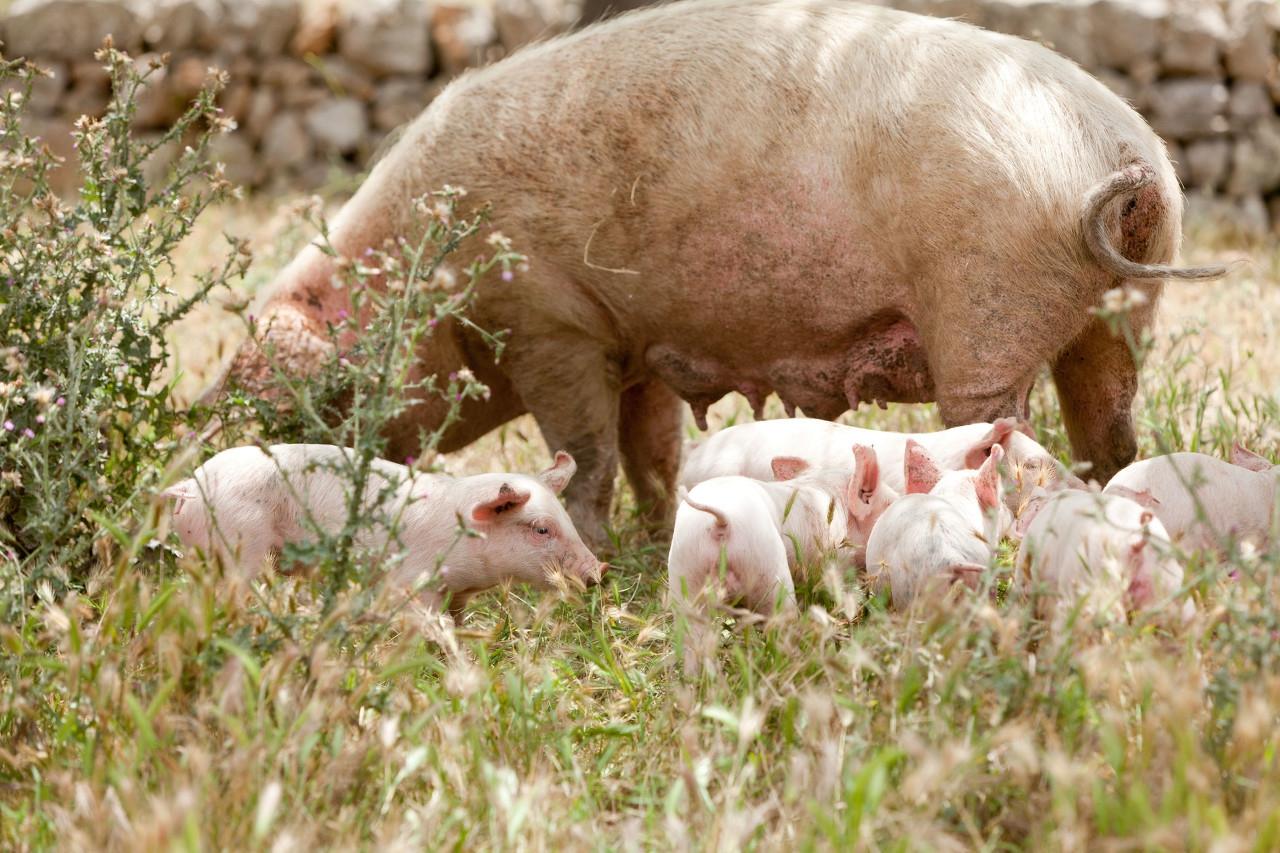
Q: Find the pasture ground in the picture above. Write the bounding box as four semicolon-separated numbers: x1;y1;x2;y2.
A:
7;193;1280;849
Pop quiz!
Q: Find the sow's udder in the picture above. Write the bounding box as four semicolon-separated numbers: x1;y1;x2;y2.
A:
645;315;935;428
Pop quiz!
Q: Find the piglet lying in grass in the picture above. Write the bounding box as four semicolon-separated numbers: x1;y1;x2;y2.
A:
1015;489;1187;627
864;441;1009;608
165;444;605;614
1103;444;1277;553
681;417;1071;512
668;444;896;614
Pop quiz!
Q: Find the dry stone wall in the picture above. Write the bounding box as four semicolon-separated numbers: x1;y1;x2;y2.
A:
2;0;1279;230
1;0;576;190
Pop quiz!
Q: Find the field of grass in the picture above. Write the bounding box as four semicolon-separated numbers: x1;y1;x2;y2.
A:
4;187;1280;850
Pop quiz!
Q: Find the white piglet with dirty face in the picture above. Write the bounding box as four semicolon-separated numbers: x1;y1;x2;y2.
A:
864;441;1009;608
1103;444;1278;553
166;444;605;613
1015;489;1187;626
668;444;897;614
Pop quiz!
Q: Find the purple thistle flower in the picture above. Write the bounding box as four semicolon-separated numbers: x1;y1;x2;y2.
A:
501;269;514;282
35;415;44;425
21;428;33;439
2;421;12;431
405;456;416;466
56;397;66;407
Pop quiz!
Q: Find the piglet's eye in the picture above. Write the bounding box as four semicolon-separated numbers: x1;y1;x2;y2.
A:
533;525;551;536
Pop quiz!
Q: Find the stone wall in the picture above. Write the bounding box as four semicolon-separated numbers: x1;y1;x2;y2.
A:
869;0;1280;232
1;0;577;190
2;0;1279;230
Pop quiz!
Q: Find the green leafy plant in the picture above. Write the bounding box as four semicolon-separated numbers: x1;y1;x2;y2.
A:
0;46;246;604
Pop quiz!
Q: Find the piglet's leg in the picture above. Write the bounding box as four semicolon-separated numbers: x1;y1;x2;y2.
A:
619;378;684;535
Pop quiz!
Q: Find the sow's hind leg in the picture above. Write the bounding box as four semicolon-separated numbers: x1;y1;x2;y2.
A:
1052;313;1146;485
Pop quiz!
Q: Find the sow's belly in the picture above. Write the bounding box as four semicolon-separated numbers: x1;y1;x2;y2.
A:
641;312;935;429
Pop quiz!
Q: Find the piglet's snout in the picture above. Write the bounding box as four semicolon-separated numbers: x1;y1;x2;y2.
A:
575;559;608;586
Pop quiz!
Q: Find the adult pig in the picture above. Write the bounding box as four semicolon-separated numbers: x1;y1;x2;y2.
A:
210;0;1227;544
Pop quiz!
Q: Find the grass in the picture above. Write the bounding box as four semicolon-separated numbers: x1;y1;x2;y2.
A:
4;194;1280;850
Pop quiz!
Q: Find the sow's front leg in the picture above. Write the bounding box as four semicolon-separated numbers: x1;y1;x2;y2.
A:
502;331;623;548
1052;315;1142;485
618;378;685;534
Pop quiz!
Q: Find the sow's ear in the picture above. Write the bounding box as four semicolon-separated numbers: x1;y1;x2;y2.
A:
539;451;577;494
471;483;532;524
963;418;1027;469
905;439;941;495
771;456;810;481
1230;442;1272;473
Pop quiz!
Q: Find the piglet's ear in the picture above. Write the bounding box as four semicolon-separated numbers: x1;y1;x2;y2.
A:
848;444;880;520
1013;493;1048;540
975;444;1003;513
471;483;532;524
538;451;576;494
1108;485;1161;509
1230;443;1272;473
1126;536;1148;570
948;563;986;590
905;439;941;495
1006;417;1037;440
964;418;1021;469
771;456;810;481
162;480;196;514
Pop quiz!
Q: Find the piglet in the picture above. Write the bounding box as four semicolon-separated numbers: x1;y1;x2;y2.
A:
1015;489;1187;626
165;444;605;614
680;416;1072;512
668;444;896;614
1103;444;1277;553
863;441;1009;608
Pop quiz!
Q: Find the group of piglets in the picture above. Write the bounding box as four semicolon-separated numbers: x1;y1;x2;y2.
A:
165;444;606;615
163;420;1275;627
671;417;1278;627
